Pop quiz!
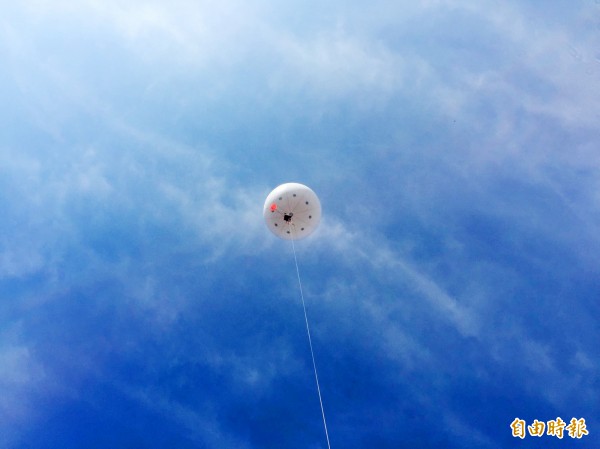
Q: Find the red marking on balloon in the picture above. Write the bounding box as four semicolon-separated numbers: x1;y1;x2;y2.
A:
270;203;277;211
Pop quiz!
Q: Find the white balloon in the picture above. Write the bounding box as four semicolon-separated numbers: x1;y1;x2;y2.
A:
263;183;321;240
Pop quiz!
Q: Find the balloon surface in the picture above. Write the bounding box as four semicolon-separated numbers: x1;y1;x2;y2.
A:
263;183;321;240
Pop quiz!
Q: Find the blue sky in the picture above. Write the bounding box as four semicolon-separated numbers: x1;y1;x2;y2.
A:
1;1;599;448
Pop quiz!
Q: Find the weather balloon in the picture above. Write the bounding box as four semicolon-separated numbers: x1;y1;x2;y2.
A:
263;183;321;240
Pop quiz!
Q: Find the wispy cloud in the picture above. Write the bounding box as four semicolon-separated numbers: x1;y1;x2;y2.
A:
0;324;51;449
118;384;254;449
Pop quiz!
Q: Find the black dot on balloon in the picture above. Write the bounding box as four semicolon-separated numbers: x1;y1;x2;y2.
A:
274;223;278;226
301;228;304;231
279;197;282;200
309;215;312;219
306;201;309;204
293;194;296;197
287;231;290;234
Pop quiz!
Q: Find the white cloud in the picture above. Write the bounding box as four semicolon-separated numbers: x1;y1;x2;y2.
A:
9;0;270;68
119;384;253;449
0;327;51;449
271;29;405;100
315;218;480;338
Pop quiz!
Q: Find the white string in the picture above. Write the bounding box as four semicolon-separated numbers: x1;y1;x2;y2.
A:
289;224;332;449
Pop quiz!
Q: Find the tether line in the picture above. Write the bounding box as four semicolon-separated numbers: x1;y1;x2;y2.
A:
289;224;331;449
